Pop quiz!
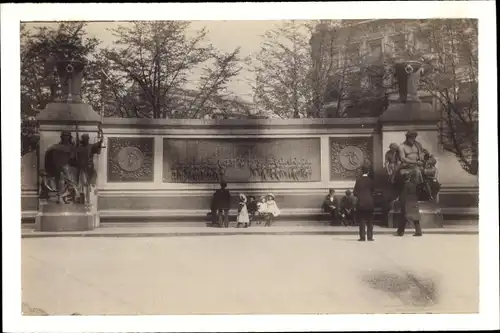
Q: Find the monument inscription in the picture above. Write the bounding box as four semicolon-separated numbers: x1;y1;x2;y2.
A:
330;137;373;180
163;138;321;183
108;137;154;182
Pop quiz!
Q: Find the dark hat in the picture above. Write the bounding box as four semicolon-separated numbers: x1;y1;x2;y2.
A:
360;165;371;174
406;130;418;138
220;182;227;188
81;134;90;139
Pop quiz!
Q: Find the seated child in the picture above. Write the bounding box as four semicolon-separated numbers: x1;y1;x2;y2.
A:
247;196;258;224
255;196;268;225
236;193;250;228
340;189;358;226
264;193;280;227
322;189;339;226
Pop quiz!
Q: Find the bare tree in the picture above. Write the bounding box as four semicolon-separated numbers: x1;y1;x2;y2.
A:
20;22;102;155
101;21;243;119
250;20;313;119
252;20;389;119
408;19;478;175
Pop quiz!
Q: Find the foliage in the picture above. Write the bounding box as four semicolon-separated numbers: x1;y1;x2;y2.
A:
250;21;313;119
251;20;389;119
101;21;244;119
20;22;102;155
405;19;478;175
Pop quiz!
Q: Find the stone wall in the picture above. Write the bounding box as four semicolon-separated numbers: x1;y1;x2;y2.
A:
21;117;478;224
96;118;381;222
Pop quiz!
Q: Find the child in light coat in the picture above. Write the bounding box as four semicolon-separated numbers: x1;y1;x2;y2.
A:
236;193;250;228
264;193;280;227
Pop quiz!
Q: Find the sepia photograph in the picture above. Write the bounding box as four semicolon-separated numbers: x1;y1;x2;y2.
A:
2;2;499;332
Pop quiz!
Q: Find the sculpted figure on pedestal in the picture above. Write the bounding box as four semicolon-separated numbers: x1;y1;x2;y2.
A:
385;130;441;202
40;130;104;205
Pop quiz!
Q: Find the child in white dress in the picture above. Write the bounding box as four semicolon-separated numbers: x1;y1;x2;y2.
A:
264;193;280;227
236;193;250;228
256;195;267;224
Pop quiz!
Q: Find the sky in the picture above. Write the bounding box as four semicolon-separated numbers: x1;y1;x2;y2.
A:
25;20;297;102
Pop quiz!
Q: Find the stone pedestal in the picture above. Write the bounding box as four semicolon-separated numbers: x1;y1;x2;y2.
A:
35;203;95;232
388;200;443;229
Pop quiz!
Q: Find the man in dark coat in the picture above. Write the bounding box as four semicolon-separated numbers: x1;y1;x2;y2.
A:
396;171;422;236
353;166;375;241
211;182;231;228
322;189;340;226
340;189;358;226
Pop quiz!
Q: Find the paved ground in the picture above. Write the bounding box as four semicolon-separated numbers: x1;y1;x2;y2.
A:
22;234;479;315
21;223;478;238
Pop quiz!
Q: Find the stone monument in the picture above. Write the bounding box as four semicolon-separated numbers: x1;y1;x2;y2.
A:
35;38;103;232
379;60;443;229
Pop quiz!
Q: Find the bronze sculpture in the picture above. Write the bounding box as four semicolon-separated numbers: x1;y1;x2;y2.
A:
40;130;103;205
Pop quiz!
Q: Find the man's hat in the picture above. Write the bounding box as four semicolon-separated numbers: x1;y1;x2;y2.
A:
405;130;418;138
81;134;90;139
60;130;72;138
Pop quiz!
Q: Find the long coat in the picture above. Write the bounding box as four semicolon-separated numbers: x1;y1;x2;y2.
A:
399;181;421;222
212;188;231;210
353;175;375;212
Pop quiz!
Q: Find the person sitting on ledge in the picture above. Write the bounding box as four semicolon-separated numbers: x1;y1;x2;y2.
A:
247;196;258;225
340;190;358;226
322;189;339;226
264;193;280;227
255;196;268;225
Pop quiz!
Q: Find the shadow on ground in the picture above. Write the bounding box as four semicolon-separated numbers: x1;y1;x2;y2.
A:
362;271;438;307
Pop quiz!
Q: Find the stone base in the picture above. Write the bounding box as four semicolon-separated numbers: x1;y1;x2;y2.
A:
388;201;443;229
35;203;95;232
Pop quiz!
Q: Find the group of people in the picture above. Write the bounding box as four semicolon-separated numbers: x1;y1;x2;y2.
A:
322;189;358;226
322;165;379;241
324;163;423;242
209;182;281;228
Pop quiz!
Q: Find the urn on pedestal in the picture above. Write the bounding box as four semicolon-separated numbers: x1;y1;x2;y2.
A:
35;37;104;232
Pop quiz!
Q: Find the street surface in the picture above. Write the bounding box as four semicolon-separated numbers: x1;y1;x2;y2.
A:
22;234;478;315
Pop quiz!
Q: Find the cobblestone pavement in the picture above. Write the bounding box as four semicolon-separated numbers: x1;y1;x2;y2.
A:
21;234;478;315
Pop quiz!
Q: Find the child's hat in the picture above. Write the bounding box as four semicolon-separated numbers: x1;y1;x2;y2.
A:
239;193;247;202
267;193;275;199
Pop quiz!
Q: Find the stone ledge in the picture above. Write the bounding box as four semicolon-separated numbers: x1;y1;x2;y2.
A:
21;225;478;238
36;102;101;124
379;101;440;124
102;117;379;129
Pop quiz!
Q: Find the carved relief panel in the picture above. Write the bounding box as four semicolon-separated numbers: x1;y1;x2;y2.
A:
107;137;154;182
163;138;321;183
330;137;373;181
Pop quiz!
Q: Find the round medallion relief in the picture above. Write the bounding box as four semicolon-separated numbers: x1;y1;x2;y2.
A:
339;146;365;171
116;147;144;172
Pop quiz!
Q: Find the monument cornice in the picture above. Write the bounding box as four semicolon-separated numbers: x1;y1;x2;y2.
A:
102;117;379;130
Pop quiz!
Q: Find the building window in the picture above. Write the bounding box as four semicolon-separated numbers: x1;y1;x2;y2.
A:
415;29;432;53
367;39;383;63
345;43;360;67
390;33;407;54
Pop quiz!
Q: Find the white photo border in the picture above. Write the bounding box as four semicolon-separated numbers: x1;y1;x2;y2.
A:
2;1;498;332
